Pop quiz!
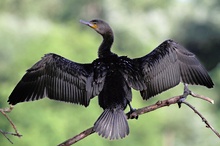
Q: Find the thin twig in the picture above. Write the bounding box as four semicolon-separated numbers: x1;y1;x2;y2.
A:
0;129;14;144
0;107;22;137
2;105;14;113
0;106;22;143
190;92;214;104
182;101;220;138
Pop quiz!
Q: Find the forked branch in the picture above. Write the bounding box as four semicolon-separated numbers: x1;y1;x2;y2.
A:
0;105;22;144
58;92;218;146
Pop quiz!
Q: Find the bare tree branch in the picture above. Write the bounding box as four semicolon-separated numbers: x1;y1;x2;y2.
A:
0;129;14;144
58;92;218;146
190;91;214;104
182;101;220;138
1;91;216;145
0;105;22;144
58;127;94;146
126;95;181;119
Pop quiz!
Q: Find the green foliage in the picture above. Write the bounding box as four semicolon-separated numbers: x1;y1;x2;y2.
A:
0;0;219;146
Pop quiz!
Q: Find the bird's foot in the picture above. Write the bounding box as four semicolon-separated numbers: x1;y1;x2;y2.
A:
127;109;139;119
127;103;138;119
178;84;191;108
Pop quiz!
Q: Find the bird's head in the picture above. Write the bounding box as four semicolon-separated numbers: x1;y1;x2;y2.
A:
80;19;113;37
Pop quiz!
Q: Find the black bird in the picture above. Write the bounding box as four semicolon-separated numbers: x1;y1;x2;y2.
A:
7;19;214;140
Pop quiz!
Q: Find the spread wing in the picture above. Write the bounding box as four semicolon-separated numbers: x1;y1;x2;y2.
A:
8;53;105;107
133;39;214;100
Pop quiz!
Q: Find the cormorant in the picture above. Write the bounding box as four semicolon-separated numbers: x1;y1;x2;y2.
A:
7;19;214;140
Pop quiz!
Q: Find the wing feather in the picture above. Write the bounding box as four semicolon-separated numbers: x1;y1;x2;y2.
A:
134;39;213;100
8;53;105;106
118;56;147;91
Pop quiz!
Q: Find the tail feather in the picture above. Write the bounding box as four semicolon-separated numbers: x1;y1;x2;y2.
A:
94;108;129;140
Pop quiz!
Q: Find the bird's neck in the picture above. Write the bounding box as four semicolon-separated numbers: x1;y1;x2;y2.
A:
98;33;114;58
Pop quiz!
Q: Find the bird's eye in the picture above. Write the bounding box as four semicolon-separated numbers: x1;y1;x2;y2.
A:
93;22;97;24
91;20;99;24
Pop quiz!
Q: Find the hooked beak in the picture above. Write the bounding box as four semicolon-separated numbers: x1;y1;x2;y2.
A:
80;20;97;29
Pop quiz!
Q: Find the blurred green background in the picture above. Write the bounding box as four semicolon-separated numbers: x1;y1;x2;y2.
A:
0;0;219;146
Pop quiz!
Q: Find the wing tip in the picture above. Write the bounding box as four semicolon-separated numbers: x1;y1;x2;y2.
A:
7;100;16;105
205;81;214;88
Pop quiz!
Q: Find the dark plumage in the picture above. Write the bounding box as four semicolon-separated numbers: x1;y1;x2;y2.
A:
7;19;214;140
